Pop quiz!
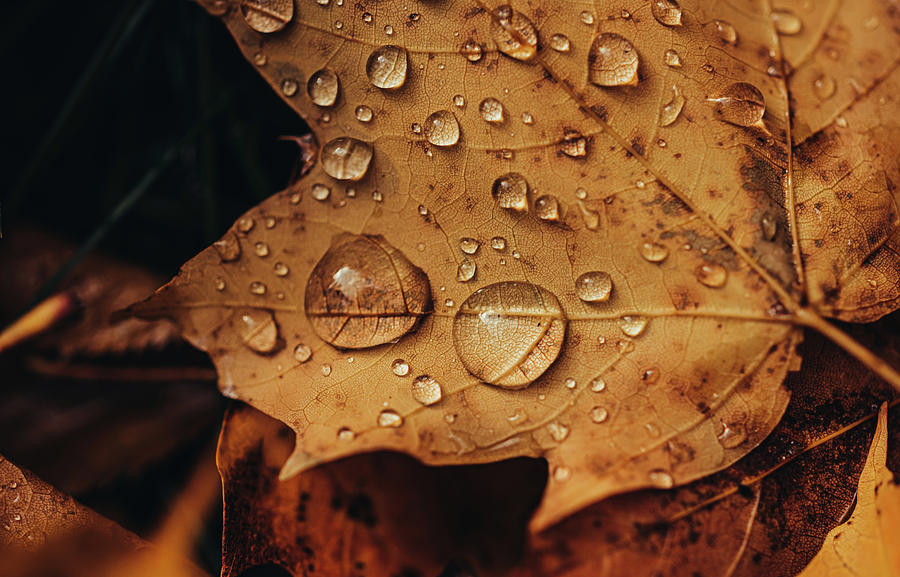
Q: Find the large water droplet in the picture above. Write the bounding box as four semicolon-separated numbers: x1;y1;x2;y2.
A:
535;195;560;222
378;409;404;427
619;315;648;337
695;262;728;287
550;33;571;52
708;82;766;128
366;45;408;89
238;309;279;353
424;110;460;147
453;281;566;389
640;241;669;263
240;0;293;33
479;98;505;123
491;5;539;62
575;271;613;302
305;234;431;348
772;9;802;35
588;33;639;87
214;232;242;262
307;68;340;107
321;137;373;181
492;173;529;211
659;85;685;127
411;375;442;405
651;0;683;26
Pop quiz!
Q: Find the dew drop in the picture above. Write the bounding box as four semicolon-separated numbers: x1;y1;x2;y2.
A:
575;271;613;302
664;49;682;68
253;52;268;66
651;0;683;26
491;5;539;62
535;195;560;222
491;237;507;252
761;213;778;240
619;315;648;337
280;78;299;97
645;422;661;438
264;217;276;229
772;9;802;35
366;45;408;89
411;375;443;406
293;343;312;363
479;98;505;123
549;33;571;52
307;68;340;107
305;234;431;348
553;466;571;482
238;309;278;353
814;74;836;100
588;33;639;87
459;237;481;255
444;298;455;308
492;173;529;211
575;188;587;200
717;422;747;448
378;409;404;427
321;137;373;181
708;82;766;128
457;258;477;282
249;281;267;295
240;0;293;33
337;427;355;441
577;201;600;231
214;232;242;262
383;24;394;35
640;241;669;263
461;39;484;62
559;130;587;157
590;406;609;423
215;277;226;291
659;85;685;127
453;94;465;107
713;20;738;45
254;241;270;257
391;358;410;376
424;110;461;147
453;281;567;389
321;363;332;376
580;11;595;25
273;262;289;277
590;376;607;392
355;105;374;123
310;183;331;201
695;262;728;287
547;422;570;442
648;469;674;488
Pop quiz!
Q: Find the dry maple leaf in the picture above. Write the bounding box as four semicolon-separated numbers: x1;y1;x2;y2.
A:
134;0;900;528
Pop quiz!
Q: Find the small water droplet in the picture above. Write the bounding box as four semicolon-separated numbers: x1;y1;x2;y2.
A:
334;20;343;29
214;233;242;262
491;236;507;251
580;10;595;25
281;78;299;96
717;422;747;448
648;469;674;488
547;422;570;442
307;68;340;106
355;105;374;123
835;115;848;128
461;39;484;62
264;217;276;229
619;315;648;337
590;406;609;423
535;194;560;221
645;422;661;438
559;130;587;157
713;20;738;45
453;94;466;107
310;183;331;201
391;358;410;376
273;262;289;277
640;241;669;263
553;466;571;482
708;82;766;128
577;201;600;231
772;9;802;35
366;45;408;89
659;85;685;127
492;172;529;211
479;97;505;123
293;343;312;363
651;0;683;26
575;188;587;200
239;309;279;353
240;0;293;33
444;298;455;308
412;375;443;405
337;427;355;441
521;111;534;125
491;4;539;61
12;514;21;522
695;262;728;287
565;377;577;390
814;74;836;100
424;110;461;147
321;137;373;181
378;409;404;427
588;33;639;87
550;33;571;52
761;213;778;240
321;363;332;376
457;258;477;282
254;241;270;257
664;48;682;68
383;24;394;35
253;52;268;66
575;271;613;302
249;281;267;295
215;277;226;291
590;376;607;392
459;237;481;254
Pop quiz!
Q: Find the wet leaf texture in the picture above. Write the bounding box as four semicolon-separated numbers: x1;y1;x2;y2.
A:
139;0;900;527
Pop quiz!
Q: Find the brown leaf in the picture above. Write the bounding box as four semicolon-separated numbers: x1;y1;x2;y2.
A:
135;0;900;528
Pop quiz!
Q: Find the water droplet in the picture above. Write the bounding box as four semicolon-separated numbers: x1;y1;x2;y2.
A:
659;85;685;127
575;188;587;200
549;33;570;52
366;45;408;89
547;422;570;442
479;98;505;123
391;358;410;376
254;241;270;257
334;20;343;29
305;234;431;348
772;9;802;35
559;130;587;157
264;217;276;229
491;5;539;62
444;298;455;308
457;258;477;282
293;343;312;363
337;427;355;441
645;422;661;438
717;422;747;448
713;20;738;45
378;409;404;427
520;112;534;126
215;277;226;291
412;375;443;405
453;94;466;107
492;173;529;211
664;49;682;68
580;11;595;25
239;309;278;353
424;110;460;147
321;137;373;181
459;237;481;255
249;281;267;295
590;406;609;423
708;82;766;128
214;232;242;262
491;236;507;251
240;0;293;33
761;213;778;240
577;201;600;231
355;105;374;123
309;183;330;201
553;466;571;481
565;377;577;389
648;469;674;488
372;190;384;202
814;74;836;100
273;262;289;277
453;281;567;389
535;195;560;221
590;376;607;392
640;241;669;263
619;315;648;337
383;24;394;35
835;115;848;128
307;68;339;106
651;0;683;26
461;39;484;62
695;262;728;287
253;52;268;66
280;78;299;97
321;363;332;376
588;33;639;87
575;271;613;302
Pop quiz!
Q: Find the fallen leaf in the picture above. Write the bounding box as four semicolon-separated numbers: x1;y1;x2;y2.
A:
136;0;900;528
798;402;900;577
